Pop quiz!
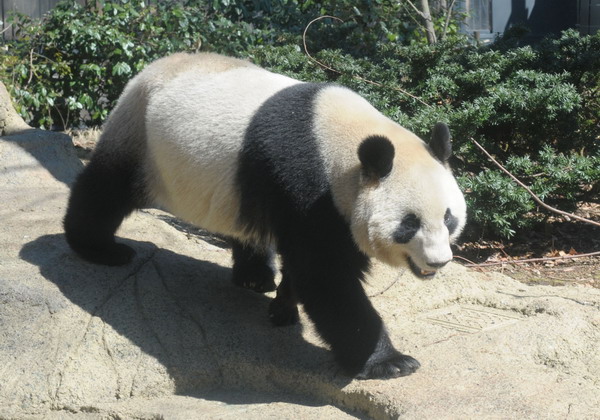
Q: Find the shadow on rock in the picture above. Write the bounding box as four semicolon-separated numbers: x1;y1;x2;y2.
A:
1;128;83;186
20;233;348;407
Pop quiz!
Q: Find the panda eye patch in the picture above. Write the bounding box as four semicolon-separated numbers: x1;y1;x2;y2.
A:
393;213;420;244
444;208;459;234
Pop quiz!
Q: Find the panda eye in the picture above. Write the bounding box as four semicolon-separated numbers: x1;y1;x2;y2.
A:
393;213;421;244
444;208;459;234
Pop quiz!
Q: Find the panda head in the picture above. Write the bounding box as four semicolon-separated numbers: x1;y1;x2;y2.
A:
351;122;466;279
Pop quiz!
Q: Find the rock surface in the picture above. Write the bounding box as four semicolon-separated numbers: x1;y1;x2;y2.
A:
1;104;599;419
0;82;30;136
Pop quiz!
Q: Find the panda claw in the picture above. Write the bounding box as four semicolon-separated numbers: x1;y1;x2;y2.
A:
237;279;277;293
357;353;420;380
268;298;299;327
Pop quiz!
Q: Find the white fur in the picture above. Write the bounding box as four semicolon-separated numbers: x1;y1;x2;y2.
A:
312;86;466;271
100;53;466;274
355;161;466;269
143;57;299;241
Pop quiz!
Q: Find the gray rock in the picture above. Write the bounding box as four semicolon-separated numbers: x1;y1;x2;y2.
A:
1;111;599;419
0;81;30;136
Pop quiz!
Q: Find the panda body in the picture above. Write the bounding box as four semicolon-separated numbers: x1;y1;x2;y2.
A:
64;52;466;379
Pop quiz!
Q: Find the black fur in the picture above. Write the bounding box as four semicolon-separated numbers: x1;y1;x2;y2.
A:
230;239;277;293
64;80;420;379
430;122;452;162
444;208;459;235
268;265;299;326
63;154;143;265
237;83;329;243
357;330;421;379
238;83;419;378
358;135;395;179
393;213;421;244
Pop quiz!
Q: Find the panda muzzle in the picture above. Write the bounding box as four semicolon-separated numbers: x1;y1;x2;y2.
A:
407;258;437;279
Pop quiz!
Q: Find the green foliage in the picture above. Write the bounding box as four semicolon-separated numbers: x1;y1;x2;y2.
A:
1;0;279;128
250;31;600;238
0;0;418;128
1;1;598;239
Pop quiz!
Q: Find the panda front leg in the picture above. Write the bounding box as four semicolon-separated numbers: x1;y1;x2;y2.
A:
230;240;277;293
268;264;299;326
63;157;140;266
281;247;420;380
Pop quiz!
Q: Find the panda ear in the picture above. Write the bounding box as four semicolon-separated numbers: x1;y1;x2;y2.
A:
358;135;395;179
430;122;452;162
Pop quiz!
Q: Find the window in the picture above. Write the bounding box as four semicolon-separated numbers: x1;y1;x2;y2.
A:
465;0;492;31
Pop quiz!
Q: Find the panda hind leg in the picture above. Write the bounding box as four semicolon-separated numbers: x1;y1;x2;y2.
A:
231;240;277;293
268;265;299;326
64;157;142;266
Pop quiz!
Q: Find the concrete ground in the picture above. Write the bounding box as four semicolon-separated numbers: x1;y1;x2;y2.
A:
1;85;599;419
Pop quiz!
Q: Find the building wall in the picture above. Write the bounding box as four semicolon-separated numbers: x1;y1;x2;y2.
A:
578;0;600;35
1;0;87;39
463;0;582;42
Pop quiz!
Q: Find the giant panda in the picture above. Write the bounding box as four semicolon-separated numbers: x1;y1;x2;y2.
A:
64;52;466;380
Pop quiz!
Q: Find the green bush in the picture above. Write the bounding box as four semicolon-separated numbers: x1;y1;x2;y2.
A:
251;31;599;238
2;0;288;128
1;1;598;239
1;0;416;128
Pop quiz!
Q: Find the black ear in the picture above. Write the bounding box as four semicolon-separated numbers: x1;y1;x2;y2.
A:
430;122;452;162
358;135;395;179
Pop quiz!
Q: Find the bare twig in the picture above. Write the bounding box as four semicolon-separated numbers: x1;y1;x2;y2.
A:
401;1;428;32
404;0;427;19
32;51;60;65
441;0;458;41
302;16;432;108
0;24;12;35
27;48;35;86
453;255;486;272
368;271;403;297
54;104;67;130
302;16;345;75
453;255;478;265
469;137;600;228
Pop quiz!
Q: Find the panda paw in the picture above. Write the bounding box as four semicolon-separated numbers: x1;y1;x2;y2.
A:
72;242;136;266
356;352;420;380
233;276;277;293
268;298;299;326
232;267;277;293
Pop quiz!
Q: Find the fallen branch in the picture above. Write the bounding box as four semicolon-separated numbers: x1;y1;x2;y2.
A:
469;137;600;229
453;255;486;272
461;250;600;268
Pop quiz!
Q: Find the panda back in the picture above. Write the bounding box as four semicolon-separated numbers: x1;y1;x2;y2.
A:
144;64;300;239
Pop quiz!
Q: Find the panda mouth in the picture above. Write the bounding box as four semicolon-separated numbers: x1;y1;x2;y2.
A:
408;258;437;279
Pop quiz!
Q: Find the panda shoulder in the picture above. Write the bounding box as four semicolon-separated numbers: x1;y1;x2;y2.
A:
132;53;259;97
315;85;382;122
313;85;391;140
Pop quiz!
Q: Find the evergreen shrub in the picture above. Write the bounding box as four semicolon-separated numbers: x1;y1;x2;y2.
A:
1;1;598;239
